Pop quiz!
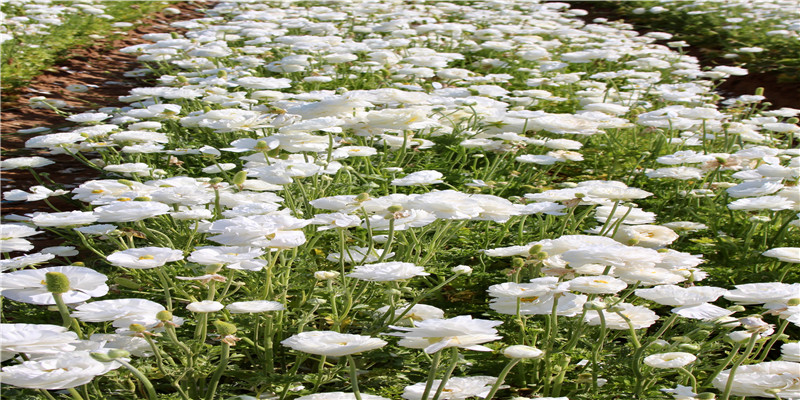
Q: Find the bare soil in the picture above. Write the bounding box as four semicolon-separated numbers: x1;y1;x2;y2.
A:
571;1;799;110
0;1;211;251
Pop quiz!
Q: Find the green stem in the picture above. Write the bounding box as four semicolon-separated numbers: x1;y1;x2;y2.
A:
346;355;363;400
720;333;759;400
483;359;521;399
117;358;158;400
52;292;84;339
67;388;85;400
420;351;442;400
205;343;231;400
432;348;460;400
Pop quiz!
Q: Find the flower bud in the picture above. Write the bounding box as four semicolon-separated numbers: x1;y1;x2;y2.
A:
384;288;402;297
205;264;223;274
452;265;473;275
114;277;140;290
156;310;173;322
90;352;114;363
129;324;147;333
584;300;606;311
754;87;764;96
214;320;237;336
787;117;799;124
696;393;716;400
678;343;701;352
209;177;224;185
387;204;403;213
107;349;131;359
45;272;70;294
232;170;247;185
511;257;525;269
355;192;371;202
787;298;800;307
504;345;544;359
314;271;340;280
529;244;543;255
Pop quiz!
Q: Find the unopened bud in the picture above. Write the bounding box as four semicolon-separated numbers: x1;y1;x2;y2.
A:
45;272;70;294
117;179;135;187
387;205;403;213
90;352;114;363
754;87;764;96
232;170;247;185
788;298;800;307
156;310;173;322
130;324;147;333
71;262;85;267
727;305;746;312
213;320;237;336
133;196;151;202
512;257;525;269
787;117;799;124
107;349;131;359
217;70;227;78
205;264;223;274
678;343;701;352
176;75;188;83
584;301;606;311
209;177;224;185
384;288;402;297
355;192;370;202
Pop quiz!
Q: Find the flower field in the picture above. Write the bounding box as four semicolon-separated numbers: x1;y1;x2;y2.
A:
1;1;799;400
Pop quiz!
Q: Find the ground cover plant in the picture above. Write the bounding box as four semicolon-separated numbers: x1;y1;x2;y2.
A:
606;0;800;83
1;0;181;92
1;1;799;399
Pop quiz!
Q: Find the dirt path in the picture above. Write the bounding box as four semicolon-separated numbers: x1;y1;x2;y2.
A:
571;1;799;110
0;1;211;250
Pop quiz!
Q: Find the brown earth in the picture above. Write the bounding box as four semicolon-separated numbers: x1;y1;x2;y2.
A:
0;1;211;251
571;1;799;110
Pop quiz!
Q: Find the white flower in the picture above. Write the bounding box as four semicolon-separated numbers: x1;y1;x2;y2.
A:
0;324;79;361
226;301;284;314
584;302;659;330
71;298;179;330
612;225;679;248
93;201;171;223
0;266;108;305
504;345;544;359
568;276;628;294
391;170;444;186
107;247;184;269
296;393;390;400
644;352;696;369
763;248;800;263
725;282;800;305
0;156;55;170
187;300;224;313
712;361;800;398
347;262;429;282
281;331;387;356
782;343;800;362
387;315;503;354
30;211;98;227
402;376;496;400
0;351;122;389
